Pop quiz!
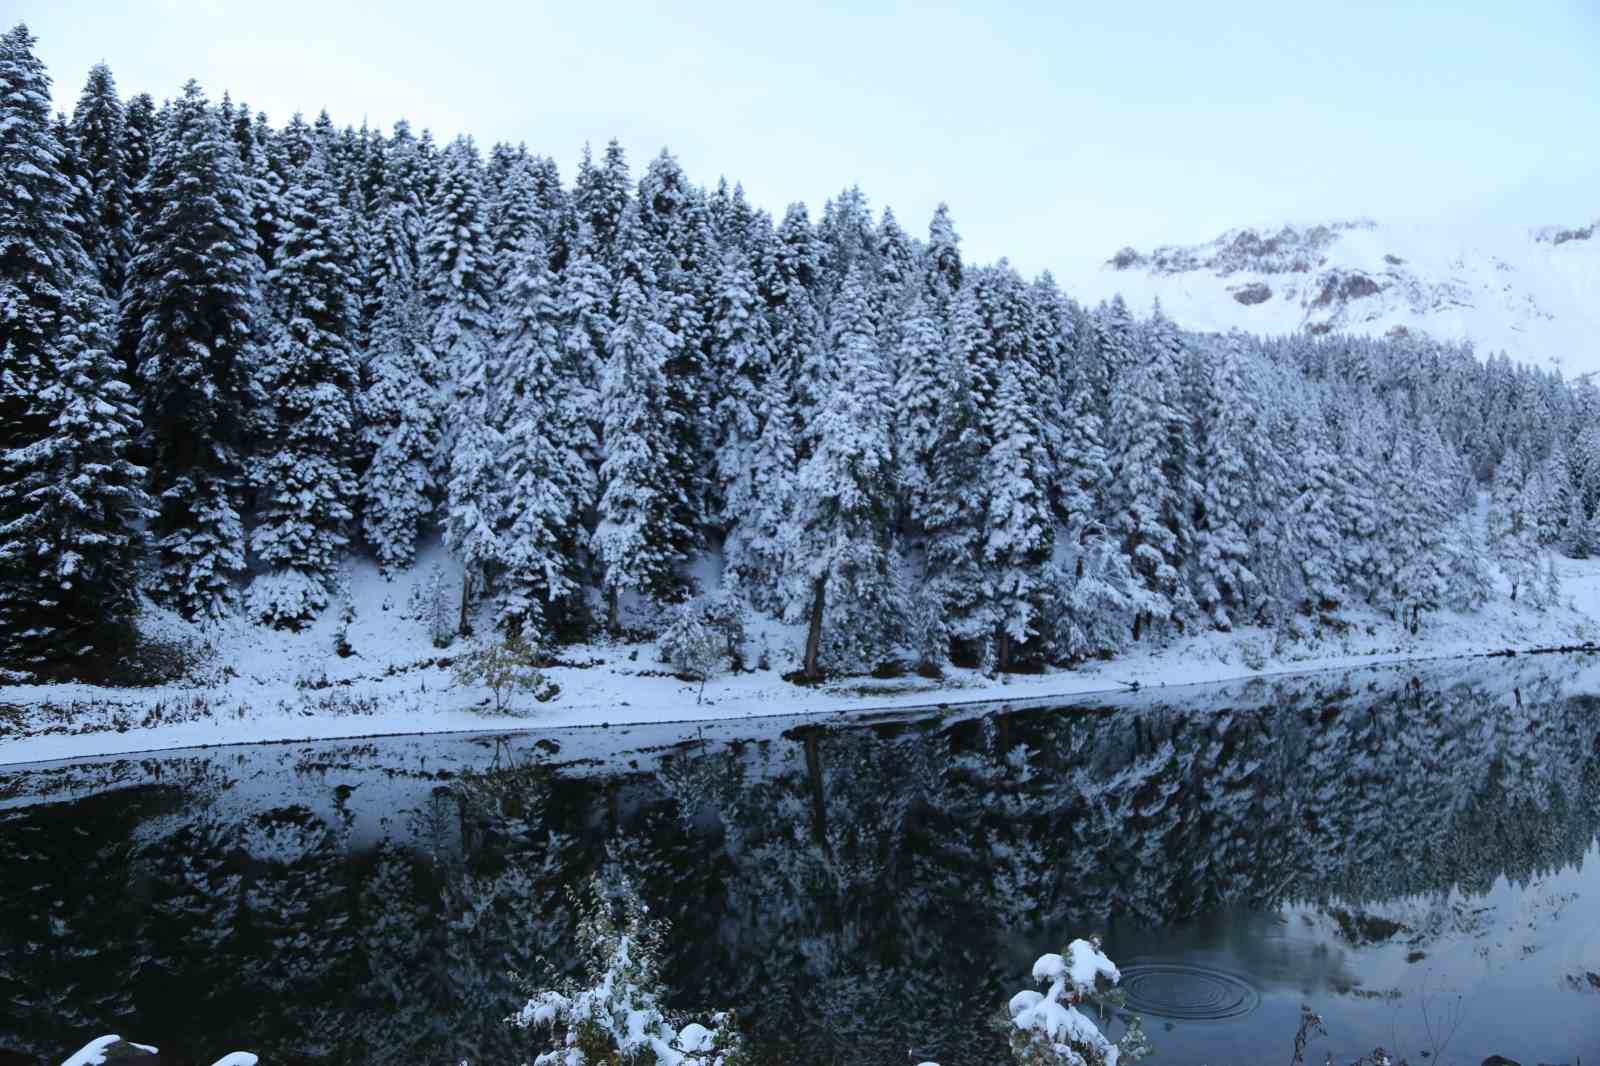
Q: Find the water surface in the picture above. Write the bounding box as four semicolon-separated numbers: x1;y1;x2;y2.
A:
3;657;1598;1065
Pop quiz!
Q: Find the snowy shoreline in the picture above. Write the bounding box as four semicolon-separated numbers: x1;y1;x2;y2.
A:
6;570;1600;769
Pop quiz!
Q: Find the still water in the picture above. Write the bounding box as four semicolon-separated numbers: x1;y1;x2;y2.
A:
3;657;1599;1065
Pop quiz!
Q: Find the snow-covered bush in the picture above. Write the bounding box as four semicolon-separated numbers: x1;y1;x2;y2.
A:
513;875;744;1066
453;631;555;712
60;1035;257;1066
658;592;747;691
409;563;455;647
658;603;726;703
1006;938;1150;1066
246;569;332;630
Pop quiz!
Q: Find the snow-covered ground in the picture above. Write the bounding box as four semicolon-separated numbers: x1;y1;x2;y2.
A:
6;545;1600;767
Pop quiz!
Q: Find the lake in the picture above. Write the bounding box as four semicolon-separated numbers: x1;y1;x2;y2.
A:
3;657;1599;1065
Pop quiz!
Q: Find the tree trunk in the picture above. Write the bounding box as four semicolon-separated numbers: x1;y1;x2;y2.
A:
606;585;619;634
804;578;826;679
457;569;473;635
996;628;1012;673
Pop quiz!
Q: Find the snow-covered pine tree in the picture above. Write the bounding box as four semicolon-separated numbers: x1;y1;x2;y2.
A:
872;206;917;355
360;273;437;574
357;121;441;572
636;150;714;569
1024;273;1075;508
443;377;505;636
1185;338;1263;628
785;264;900;677
121;91;156;227
125;79;261;618
925;202;963;305
987;268;1056;667
0;25;149;670
983;333;1054;671
247;140;359;628
1487;448;1542;603
893;289;947;530
68;62;133;299
914;320;988;666
573;139;631;263
1105;304;1194;637
592;220;684;630
767;203;825;435
0;23;81;456
491;179;595;636
711;245;785;599
422;137;502;624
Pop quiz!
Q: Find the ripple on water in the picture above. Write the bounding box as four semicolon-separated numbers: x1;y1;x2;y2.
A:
1118;961;1262;1021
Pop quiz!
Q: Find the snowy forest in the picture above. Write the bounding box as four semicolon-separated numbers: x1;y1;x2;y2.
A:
3;21;1595;682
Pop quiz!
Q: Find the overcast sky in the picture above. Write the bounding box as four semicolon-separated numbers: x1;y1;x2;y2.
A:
13;0;1600;279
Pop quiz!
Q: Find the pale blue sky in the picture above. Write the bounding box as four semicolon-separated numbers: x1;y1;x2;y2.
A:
14;0;1600;277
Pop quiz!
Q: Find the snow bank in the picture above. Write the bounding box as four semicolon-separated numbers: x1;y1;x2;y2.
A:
6;546;1600;768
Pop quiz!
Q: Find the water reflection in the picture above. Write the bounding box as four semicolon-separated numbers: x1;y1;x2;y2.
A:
2;659;1598;1065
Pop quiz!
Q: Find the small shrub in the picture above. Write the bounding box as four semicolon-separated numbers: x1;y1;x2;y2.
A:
658;602;727;704
453;631;557;713
1006;937;1150;1066
513;876;745;1066
1238;637;1268;671
410;564;455;648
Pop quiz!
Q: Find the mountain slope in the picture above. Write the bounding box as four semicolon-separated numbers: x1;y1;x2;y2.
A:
1067;216;1600;374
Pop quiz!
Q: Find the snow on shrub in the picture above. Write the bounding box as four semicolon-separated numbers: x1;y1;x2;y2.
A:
513;875;744;1065
453;630;557;712
1007;938;1150;1066
60;1036;257;1066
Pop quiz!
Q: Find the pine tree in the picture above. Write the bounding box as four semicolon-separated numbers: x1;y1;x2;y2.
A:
635;150;713;568
785;265;899;677
121;91;156;226
68;63;133;298
573;139;630;262
711;246;784;596
423;138;501;622
892;289;947;529
925;202;962;301
0;23;82;454
247;143;359;628
357;123;438;572
592;227;683;629
125;80;261;618
0;25;148;669
1105;305;1193;636
983;344;1054;670
914;326;988;664
1487;448;1541;602
768;203;825;433
360;269;437;572
493;216;594;636
1186;340;1263;628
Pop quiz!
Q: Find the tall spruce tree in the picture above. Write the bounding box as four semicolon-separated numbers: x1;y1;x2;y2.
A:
492;168;595;635
424;138;502;626
68;63;133;298
785;265;899;677
126;79;261;618
1105;304;1193;636
592;221;683;629
0;25;147;671
358;120;440;572
248;142;359;627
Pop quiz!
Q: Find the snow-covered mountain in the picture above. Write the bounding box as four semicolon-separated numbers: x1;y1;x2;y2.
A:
1067;216;1600;374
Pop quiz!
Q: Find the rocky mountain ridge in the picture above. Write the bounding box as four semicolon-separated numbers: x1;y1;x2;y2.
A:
1076;215;1599;374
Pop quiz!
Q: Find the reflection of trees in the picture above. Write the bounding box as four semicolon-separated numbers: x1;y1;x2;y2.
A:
1;665;1597;1065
